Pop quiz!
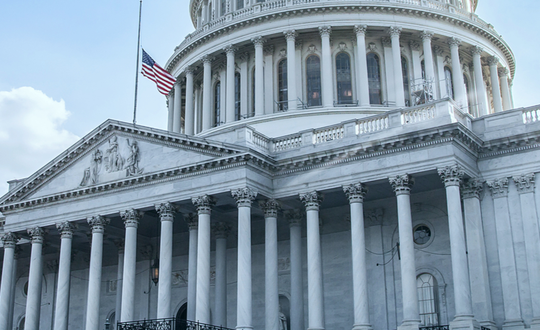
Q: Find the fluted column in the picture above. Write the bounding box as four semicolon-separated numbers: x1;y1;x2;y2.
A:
232;187;257;330
252;37;266;116
470;46;488;116
299;191;325;330
319;26;333;107
513;174;540;329
284;30;298;111
85;217;109;330
25;227;45;330
261;199;281;330
54;222;77;330
486;179;524;330
114;239;125;322
184;213;198;321
420;31;436;99
213;222;231;327
448;38;467;107
389;27;405;107
499;67;512;110
286;210;305;330
202;56;213;130
0;232;19;330
156;202;176;318
167;93;174;132
185;69;195;135
225;45;238;123
192;195;215;324
7;246;19;330
173;83;182;133
264;46;275;114
487;57;503;113
355;25;370;106
389;175;420;330
120;209;142;322
343;183;372;330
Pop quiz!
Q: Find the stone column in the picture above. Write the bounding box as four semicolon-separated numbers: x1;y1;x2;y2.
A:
156;202;176;318
389;175;420;330
438;166;477;330
471;46;488;116
114;239;125;323
284;30;298;111
54;222;77;330
420;31;437;99
389;27;405;107
232;187;258;330
213;222;231;327
319;26;333;108
499;67;512;111
513;174;540;329
488;57;503;113
286;210;305;330
461;180;494;327
192;195;215;324
299;191;325;330
434;46;447;99
343;183;372;330
85;217;109;330
185;213;198;322
224;45;238;123
448;38;467;107
264;46;275;114
409;41;423;89
173;83;182;133
355;25;370;107
261;199;281;330
120;209;142;322
25;227;45;330
167;93;174;132
239;53;249;118
0;232;19;330
486;179;524;330
382;37;395;105
8;246;19;330
252;36;266;116
202;55;213;130
185;69;195;135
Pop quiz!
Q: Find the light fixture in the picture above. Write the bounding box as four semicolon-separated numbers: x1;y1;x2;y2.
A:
151;258;159;285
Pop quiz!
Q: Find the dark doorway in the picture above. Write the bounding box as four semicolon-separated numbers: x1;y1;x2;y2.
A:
175;303;188;330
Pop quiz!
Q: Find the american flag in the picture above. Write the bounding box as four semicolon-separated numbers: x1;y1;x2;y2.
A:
141;49;176;95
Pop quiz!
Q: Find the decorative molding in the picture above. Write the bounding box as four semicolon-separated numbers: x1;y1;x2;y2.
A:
318;26;332;38
192;195;216;214
87;215;110;234
420;30;434;41
365;208;384;227
120;209;143;228
381;37;392;48
486;178;509;198
343;182;368;204
338;42;347;51
307;44;317;54
251;36;266;47
231;187;257;207
471;45;483;56
283;29;298;41
461;179;484;199
279;48;287;58
56;221;78;239
212;222;231;238
27;226;45;244
498;67;509;77
438;164;464;187
224;45;238;55
260;199;281;218
389;174;414;195
487;56;499;66
433;45;444;57
263;45;275;56
513;173;535;194
184;213;198;230
201;55;214;64
114;239;125;253
354;25;367;35
1;232;19;248
238;52;250;62
409;40;421;52
285;209;304;226
388;26;402;37
448;37;462;48
156;202;176;222
367;42;377;52
299;191;323;211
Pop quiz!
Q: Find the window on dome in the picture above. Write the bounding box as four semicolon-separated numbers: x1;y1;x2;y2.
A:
214;81;221;126
402;56;410;106
221;0;226;15
367;53;382;105
306;55;321;107
235;72;241;120
336;52;353;105
417;273;439;326
444;66;454;99
278;58;288;111
236;0;244;10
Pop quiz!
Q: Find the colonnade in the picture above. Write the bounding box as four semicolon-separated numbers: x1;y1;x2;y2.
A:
168;25;513;135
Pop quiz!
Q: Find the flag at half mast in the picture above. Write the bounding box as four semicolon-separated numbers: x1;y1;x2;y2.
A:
141;49;176;95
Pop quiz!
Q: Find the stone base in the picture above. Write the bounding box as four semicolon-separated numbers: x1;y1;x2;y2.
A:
502;319;525;330
352;324;373;330
478;320;497;330
397;320;420;330
449;316;480;330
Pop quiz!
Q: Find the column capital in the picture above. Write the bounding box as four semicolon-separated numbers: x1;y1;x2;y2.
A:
285;209;304;227
438;165;464;187
381;37;392;48
299;191;324;211
201;55;214;64
498;67;509;77
56;221;78;239
251;36;266;47
260;199;281;218
120;209;143;228
409;40;421;52
238;52;250;62
27;227;45;244
486;178;509;198
212;222;231;239
224;44;238;55
1;232;19;248
87;215;110;234
513;173;535;194
448;37;462;48
487;56;499;66
433;45;444;56
284;29;298;41
365;208;384;226
318;26;332;38
155;202;176;222
263;45;275;56
389;174;414;195
461;179;484;199
354;25;367;35
184;212;198;229
420;30;434;41
114;239;125;253
192;195;216;214
343;182;368;204
388;26;402;37
470;45;483;56
231;187;258;207
184;67;195;76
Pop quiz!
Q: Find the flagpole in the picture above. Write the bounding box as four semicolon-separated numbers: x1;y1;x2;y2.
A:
133;0;143;125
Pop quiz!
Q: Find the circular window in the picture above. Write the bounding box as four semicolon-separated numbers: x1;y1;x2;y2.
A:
413;225;432;245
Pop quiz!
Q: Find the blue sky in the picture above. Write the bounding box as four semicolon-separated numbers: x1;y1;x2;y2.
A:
0;0;538;195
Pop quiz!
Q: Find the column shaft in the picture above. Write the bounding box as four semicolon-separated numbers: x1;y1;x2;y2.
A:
26;228;44;330
0;233;17;330
390;28;405;107
355;26;370;107
289;215;305;330
185;70;195;135
237;205;253;330
167;93;174;132
488;58;503;113
187;221;198;321
196;211;211;324
499;68;512;110
449;39;466;107
285;31;298;111
115;244;124;324
8;253;17;330
421;32;437;99
253;38;265;116
85;231;103;330
157;203;174;319
202;57;212;130
214;223;229;327
320;27;333;107
225;46;236;123
262;200;280;330
173;83;182;133
54;223;76;330
120;210;140;322
471;48;488;116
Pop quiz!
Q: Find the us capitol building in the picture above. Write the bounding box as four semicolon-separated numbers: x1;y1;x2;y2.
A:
1;1;540;330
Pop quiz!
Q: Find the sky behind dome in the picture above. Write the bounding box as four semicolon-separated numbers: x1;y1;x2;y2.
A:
0;0;538;196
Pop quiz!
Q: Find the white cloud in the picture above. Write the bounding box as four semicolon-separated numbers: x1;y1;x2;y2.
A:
0;87;80;197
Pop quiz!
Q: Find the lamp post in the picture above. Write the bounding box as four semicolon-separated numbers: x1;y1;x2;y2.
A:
151;258;159;285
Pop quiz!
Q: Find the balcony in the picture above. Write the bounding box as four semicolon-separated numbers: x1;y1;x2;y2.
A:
116;318;234;330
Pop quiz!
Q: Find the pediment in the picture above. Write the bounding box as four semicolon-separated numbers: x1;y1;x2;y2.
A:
0;120;244;205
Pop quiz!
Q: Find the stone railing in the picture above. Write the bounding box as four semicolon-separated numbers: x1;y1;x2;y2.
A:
522;106;540;124
401;105;436;125
358;115;389;134
313;125;344;144
273;133;303;152
252;131;271;149
117;318;234;330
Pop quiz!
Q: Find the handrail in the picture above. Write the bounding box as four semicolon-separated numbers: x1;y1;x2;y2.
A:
117;318;234;330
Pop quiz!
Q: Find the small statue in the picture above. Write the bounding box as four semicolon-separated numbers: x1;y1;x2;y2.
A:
104;136;124;172
279;305;287;330
125;139;143;176
80;149;103;186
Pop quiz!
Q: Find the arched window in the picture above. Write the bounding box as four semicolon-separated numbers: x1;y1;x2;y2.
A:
236;0;244;10
336;52;353;104
367;53;382;105
402;56;410;106
444;66;454;99
176;303;188;330
221;0;226;15
417;274;439;326
214;81;221;126
306;55;321;107
235;72;241;120
278;58;288;111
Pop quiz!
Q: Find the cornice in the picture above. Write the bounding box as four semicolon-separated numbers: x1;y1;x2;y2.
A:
170;3;514;79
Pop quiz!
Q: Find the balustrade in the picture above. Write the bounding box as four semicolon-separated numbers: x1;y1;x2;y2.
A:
117;319;234;330
522;106;540;124
357;115;389;134
313;125;344;144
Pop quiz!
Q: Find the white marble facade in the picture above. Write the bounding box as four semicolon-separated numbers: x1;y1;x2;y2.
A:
1;1;540;330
